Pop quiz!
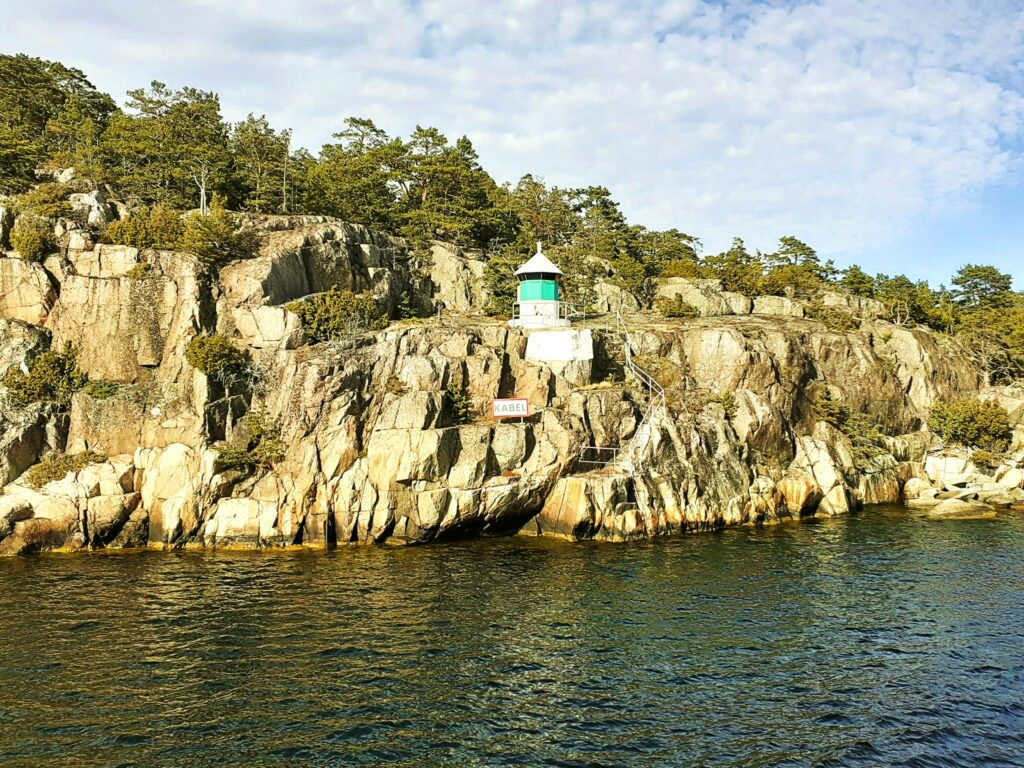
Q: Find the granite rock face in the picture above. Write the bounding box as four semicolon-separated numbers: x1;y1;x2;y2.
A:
0;214;996;553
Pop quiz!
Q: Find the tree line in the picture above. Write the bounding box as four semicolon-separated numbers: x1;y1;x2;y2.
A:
1;53;1021;384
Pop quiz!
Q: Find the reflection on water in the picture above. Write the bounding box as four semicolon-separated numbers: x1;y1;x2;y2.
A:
1;507;1023;767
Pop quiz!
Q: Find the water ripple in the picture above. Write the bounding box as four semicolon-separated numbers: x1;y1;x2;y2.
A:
0;507;1022;766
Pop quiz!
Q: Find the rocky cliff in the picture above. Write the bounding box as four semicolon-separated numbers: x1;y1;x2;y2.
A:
1;212;1021;554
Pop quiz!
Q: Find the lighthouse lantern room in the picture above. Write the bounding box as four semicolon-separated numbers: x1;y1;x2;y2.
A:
509;243;571;329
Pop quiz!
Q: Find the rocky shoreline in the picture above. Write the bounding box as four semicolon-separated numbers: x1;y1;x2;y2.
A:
2;208;1023;554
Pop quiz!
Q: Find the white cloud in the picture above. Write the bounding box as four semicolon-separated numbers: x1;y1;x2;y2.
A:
9;0;1024;269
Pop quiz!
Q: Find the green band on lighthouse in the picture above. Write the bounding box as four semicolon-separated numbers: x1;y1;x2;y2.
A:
519;279;559;301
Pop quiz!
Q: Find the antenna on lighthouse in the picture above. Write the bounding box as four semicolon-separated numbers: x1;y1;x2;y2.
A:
536;241;542;254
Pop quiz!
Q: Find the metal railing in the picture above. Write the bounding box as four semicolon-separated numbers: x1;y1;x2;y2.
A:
578;310;666;471
511;301;585;322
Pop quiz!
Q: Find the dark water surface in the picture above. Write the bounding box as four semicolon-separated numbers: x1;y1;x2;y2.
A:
1;507;1023;767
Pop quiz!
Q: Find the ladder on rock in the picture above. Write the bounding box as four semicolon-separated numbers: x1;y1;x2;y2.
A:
579;311;666;472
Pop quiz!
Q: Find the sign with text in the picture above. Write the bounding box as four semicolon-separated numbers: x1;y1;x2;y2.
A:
492;398;530;419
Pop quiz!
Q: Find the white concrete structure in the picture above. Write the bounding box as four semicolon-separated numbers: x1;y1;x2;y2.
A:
525;328;594;385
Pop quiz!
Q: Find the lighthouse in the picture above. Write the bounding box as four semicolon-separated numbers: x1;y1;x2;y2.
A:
509;243;571;329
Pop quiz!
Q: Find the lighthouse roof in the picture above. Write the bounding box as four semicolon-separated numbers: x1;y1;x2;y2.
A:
515;243;563;276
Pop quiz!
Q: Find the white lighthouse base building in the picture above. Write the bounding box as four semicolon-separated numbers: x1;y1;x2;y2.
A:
524;328;594;385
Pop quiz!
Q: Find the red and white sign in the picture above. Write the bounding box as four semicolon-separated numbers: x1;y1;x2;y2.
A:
492;398;530;418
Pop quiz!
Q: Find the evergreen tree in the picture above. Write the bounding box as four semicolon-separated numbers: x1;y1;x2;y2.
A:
839;265;875;297
952;264;1014;309
306;117;404;230
101;82;229;211
0;53;114;190
231;114;290;212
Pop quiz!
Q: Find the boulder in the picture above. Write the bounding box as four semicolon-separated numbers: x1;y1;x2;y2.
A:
68;188;116;228
752;295;805;318
69;244;141;278
995;465;1024;490
86;493;141;546
925;454;976;487
593;281;641;314
0;406;65;486
819;290;887;319
0;257;57;326
902;477;935;501
430;243;485;313
232;305;304;349
789;423;856;515
655;277;734;316
928;498;996;520
0;318;49;381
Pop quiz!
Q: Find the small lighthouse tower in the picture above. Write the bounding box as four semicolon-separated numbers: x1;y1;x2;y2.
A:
509;243;571;329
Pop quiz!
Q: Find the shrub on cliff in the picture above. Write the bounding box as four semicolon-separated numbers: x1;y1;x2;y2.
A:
446;383;474;425
104;204;183;249
25;450;106;487
655;295;700;319
759;263;822;299
1;343;86;407
805;302;859;332
286;289;388;341
813;388;888;468
9;182;74;219
929;399;1011;450
214;410;284;472
177;195;259;266
10;215;55;262
185;334;249;377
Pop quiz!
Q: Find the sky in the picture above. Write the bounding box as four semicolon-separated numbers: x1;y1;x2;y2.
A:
8;0;1024;286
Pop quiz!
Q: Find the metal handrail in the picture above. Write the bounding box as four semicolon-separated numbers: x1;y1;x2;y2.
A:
579;311;666;472
511;301;585;321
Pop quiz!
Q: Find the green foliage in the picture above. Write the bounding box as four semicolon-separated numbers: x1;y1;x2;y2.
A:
971;449;997;469
1;343;86;406
9;182;73;218
839;265;876;298
0;53;115;192
702;238;764;295
759;263;822;299
24;450;106;487
638;228;702;273
874;274;955;329
952;264;1013;309
659;258;703;279
10;215;55;261
446;383;474;425
104;204;183;249
125;263;153;280
655;294;700;318
308;119;512;249
397;288;417;319
231;114;292;212
214;410;284;472
81;380;121;399
762;236;837;281
306;118;405;231
954;301;1024;384
285;289;388;342
813;388;888;467
805;302;859;332
716;391;738;419
185;334;249;376
929;399;1011;450
177;195;258;265
481;248;520;317
101;81;229;211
